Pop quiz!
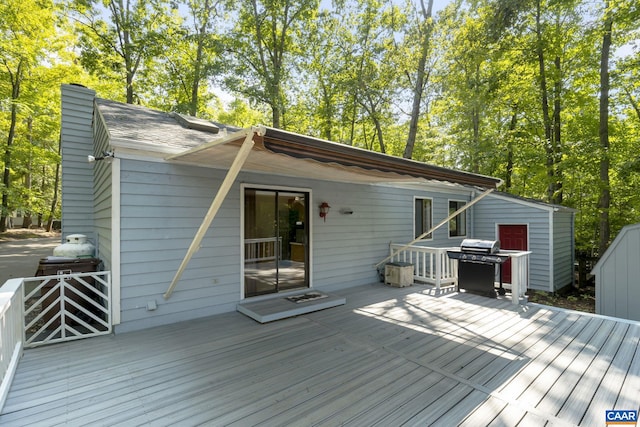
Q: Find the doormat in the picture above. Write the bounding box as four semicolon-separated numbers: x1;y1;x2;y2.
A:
286;291;328;304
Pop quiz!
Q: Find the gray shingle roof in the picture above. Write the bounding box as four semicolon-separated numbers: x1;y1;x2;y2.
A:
96;98;231;152
95;98;502;189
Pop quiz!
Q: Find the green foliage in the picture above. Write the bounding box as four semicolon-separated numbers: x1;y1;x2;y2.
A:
71;0;178;103
223;0;320;128
1;0;639;252
0;0;89;229
213;98;270;128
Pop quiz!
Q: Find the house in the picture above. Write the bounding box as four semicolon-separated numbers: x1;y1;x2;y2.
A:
474;192;576;292
591;223;640;321
60;84;575;333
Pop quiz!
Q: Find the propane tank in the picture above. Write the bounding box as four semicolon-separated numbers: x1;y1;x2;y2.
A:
53;234;95;258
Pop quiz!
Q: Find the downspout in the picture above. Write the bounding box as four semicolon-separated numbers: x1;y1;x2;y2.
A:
163;126;266;299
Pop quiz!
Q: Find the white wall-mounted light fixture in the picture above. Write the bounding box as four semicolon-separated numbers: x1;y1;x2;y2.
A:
88;150;115;163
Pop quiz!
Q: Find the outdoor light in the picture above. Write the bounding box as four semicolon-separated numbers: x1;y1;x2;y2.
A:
319;202;331;222
88;150;115;163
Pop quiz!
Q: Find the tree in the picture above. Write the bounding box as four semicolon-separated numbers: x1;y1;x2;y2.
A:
143;0;227;117
214;98;269;127
225;0;319;128
598;0;612;254
433;1;504;174
0;0;60;231
403;0;435;159
596;0;640;253
295;10;349;141
337;0;404;153
72;0;174;104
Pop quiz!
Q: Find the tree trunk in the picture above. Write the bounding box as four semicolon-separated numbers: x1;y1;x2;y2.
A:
22;214;32;229
320;83;333;140
272;96;281;129
535;0;554;203
22;117;34;229
505;109;518;190
404;0;434;160
46;136;62;232
471;106;480;173
373;115;386;154
598;0;612;255
1;68;22;232
190;42;203;116
623;86;640;122
552;54;563;205
347;90;358;145
190;0;211;117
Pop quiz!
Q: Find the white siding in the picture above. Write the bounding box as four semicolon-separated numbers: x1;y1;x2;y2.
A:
474;196;552;291
114;159;473;333
592;223;640;321
93;111;113;268
60;85;96;241
553;211;575;289
474;194;575;292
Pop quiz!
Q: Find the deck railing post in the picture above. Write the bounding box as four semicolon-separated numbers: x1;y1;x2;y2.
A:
507;252;531;305
435;250;442;291
0;278;25;413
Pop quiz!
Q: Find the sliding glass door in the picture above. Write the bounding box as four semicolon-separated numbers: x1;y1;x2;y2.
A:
244;188;309;297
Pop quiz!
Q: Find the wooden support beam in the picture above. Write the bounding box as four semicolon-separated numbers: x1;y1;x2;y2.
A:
163;127;265;299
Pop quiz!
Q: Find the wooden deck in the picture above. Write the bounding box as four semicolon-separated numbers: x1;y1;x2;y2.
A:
1;283;639;426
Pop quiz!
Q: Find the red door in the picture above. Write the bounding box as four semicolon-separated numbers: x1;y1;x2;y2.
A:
499;225;528;283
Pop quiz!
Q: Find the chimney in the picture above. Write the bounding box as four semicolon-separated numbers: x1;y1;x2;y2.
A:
60;84;96;241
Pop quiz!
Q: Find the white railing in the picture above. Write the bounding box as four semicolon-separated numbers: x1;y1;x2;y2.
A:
22;271;112;348
0;279;25;412
389;244;458;290
245;237;282;262
500;250;531;305
0;271;112;412
388;244;530;305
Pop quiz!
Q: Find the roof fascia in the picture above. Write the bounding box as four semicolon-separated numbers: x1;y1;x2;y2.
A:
489;192;577;213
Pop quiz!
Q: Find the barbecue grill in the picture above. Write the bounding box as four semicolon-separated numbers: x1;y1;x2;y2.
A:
447;239;510;297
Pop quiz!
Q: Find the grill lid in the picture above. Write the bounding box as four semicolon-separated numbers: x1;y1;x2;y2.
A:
460;239;500;254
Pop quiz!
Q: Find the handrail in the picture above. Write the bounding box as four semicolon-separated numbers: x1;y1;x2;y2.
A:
389;244;530;304
389;244;459;290
0;278;25;413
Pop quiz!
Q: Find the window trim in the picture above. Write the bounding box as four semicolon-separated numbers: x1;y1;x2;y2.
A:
448;199;468;238
414;197;434;240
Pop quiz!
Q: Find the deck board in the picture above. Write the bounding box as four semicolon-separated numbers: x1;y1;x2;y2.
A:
1;282;639;426
555;321;629;425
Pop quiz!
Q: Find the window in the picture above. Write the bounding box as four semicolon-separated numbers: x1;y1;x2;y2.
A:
414;198;433;239
449;200;467;237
